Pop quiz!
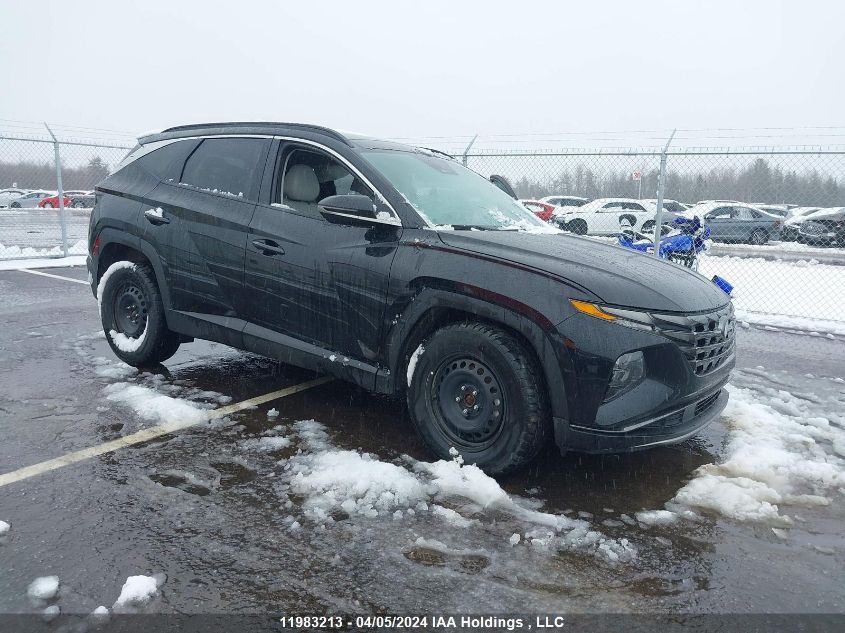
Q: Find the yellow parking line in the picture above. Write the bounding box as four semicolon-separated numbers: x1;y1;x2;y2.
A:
0;375;333;488
16;268;89;285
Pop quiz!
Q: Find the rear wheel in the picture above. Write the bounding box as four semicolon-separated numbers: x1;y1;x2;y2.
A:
406;322;550;475
641;220;656;234
749;228;768;245
568;218;588;235
99;261;180;366
43;202;54;209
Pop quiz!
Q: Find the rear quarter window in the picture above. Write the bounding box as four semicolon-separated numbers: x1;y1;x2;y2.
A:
180;137;268;200
134;139;201;182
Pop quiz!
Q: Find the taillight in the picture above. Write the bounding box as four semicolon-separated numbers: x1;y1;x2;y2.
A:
91;235;102;256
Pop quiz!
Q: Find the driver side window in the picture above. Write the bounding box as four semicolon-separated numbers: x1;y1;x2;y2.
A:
275;147;373;216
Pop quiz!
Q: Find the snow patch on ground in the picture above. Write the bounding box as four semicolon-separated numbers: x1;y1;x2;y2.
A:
27;576;59;601
0;520;9;535
670;384;845;525
735;310;845;338
103;383;208;426
277;421;636;563
635;510;679;526
114;575;159;607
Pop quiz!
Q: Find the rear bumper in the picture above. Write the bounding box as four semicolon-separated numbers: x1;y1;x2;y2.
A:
553;388;728;454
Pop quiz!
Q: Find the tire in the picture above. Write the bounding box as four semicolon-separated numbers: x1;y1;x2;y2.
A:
641;220;656;234
406;322;550;475
10;202;20;208
749;228;768;245
568;219;588;235
72;201;84;209
619;214;637;229
99;261;180;366
43;202;54;208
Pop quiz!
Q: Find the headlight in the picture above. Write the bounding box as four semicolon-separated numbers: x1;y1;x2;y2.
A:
604;351;645;402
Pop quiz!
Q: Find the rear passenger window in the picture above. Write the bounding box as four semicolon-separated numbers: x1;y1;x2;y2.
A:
180;137;268;201
135;139;200;181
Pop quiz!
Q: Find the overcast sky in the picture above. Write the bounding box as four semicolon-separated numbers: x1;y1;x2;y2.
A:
1;0;843;148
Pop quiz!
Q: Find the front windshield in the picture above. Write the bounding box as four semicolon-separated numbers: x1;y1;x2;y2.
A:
361;149;550;231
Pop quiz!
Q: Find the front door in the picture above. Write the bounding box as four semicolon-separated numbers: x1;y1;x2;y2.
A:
242;142;401;361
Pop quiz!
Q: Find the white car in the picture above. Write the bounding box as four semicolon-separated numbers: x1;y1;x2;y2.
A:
555;197;667;236
540;195;589;209
0;188;29;208
8;190;54;208
781;207;823;241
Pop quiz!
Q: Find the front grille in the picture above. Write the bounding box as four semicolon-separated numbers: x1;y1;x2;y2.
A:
800;221;825;236
650;304;736;376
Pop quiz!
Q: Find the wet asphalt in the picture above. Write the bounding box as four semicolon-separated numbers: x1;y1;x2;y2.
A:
0;265;843;625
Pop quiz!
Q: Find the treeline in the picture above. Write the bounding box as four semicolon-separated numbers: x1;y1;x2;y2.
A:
512;158;845;207
0;157;112;191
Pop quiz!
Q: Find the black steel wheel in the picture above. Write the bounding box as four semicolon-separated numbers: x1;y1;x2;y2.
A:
100;261;180;366
407;322;550;474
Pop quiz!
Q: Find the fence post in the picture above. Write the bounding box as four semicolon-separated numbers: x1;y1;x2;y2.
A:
44;123;69;257
652;129;676;256
462;134;478;167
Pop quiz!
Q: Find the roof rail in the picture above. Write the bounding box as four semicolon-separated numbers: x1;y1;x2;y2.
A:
143;122;350;145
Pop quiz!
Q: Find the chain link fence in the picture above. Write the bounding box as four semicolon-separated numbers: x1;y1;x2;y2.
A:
0;128;843;341
461;146;845;339
0;133;131;260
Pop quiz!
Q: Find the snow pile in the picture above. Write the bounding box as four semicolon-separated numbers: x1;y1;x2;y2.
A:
42;605;60;621
698;255;845;322
27;576;59;601
114;575;159;607
0;239;87;260
670;385;845;525
287;448;431;520
735;310;845;338
103;383;208;426
279;420;636;563
0;520;9;535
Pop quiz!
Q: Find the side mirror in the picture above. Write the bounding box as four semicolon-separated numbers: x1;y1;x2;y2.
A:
318;194;397;226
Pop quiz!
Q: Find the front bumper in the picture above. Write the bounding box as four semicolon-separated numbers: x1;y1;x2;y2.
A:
554;387;728;453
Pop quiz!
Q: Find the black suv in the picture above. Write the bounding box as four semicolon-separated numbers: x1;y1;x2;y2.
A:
88;122;735;474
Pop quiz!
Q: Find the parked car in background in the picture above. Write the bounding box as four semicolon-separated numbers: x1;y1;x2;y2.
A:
685;202;783;244
519;199;556;221
0;188;29;208
781;207;822;241
644;199;688;214
749;204;789;218
39;193;74;208
9;191;54;208
540;195;589;209
70;191;96;208
554;198;675;235
797;207;845;246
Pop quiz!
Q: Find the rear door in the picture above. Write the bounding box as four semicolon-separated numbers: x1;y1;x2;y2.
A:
140;136;271;321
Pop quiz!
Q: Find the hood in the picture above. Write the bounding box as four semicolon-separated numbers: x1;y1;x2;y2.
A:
437;230;729;313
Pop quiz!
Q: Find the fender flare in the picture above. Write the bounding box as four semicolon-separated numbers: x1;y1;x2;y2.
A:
382;284;572;421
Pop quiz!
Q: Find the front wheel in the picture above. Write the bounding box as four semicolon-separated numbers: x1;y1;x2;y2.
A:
749;228;768;245
43;202;54;209
406;322;550;475
99;261;180;366
568;219;588;235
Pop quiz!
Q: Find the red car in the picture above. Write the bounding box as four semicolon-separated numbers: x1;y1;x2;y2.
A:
520;199;556;222
38;194;75;209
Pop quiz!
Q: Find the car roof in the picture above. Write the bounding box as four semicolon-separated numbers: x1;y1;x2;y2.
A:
137;122;416;153
590;197;652;204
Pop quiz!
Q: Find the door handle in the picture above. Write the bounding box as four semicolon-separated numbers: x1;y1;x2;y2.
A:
144;207;170;225
251;239;285;256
